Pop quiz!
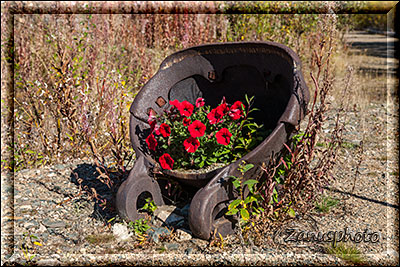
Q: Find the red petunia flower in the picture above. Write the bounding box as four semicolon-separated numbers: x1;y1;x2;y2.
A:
217;103;229;114
229;110;242;120
183;136;200;153
231;101;245;110
215;128;232;146
179;101;194;117
229;101;245;120
207;107;225;124
149;119;156;131
170;99;182;110
146;133;157;151
159;123;171;138
159;153;174;170
188;120;206;138
182;117;191;126
196;97;205;108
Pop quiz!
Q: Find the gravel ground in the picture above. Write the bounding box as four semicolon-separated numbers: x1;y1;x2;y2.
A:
1;31;399;266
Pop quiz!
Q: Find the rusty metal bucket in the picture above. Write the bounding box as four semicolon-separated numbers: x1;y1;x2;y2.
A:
116;42;309;240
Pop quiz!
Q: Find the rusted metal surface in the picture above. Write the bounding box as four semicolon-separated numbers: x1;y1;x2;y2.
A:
116;41;309;240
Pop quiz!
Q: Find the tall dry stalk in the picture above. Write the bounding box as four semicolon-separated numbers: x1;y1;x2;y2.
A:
249;11;355;243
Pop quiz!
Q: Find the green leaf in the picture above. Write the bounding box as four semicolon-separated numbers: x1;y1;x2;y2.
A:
240;208;249;221
244;195;257;205
226;208;239;216
288;207;296;218
242;164;254;173
273;188;278;203
254;207;264;214
33;241;42;246
232;179;240;189
66;132;74;141
199;161;205;168
243;179;258;188
228;199;241;210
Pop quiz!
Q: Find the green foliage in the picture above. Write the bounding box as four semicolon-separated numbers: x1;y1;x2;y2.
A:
326;242;365;264
139;198;157;215
267;133;302;206
20;232;43;264
151;95;271;171
315;195;340;213
226;161;264;225
128;218;151;236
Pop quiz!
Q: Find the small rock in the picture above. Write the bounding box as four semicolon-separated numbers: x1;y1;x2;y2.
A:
154;205;184;226
112;223;132;242
23;221;37;229
185;247;193;255
54;164;65;170
146;227;171;243
42;220;66;229
386;249;399;258
36;258;61;266
175;229;192;242
164;242;179;251
20;205;32;211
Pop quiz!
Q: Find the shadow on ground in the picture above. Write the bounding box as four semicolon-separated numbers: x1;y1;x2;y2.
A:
70;163;128;222
346;32;399;76
69;163;195;224
347;31;398;59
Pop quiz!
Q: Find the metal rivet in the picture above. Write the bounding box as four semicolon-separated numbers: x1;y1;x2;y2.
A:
208;71;216;81
147;108;157;116
156;96;166;107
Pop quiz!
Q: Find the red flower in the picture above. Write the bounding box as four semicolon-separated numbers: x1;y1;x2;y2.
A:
196;97;205;107
146;133;157;151
215;128;232;146
170;99;182;110
229;101;245;120
179;101;194;117
188;120;206;138
159;153;174;170
182;117;191;126
149;120;156;131
231;101;245;110
183;136;200;153
217;103;229;114
207;107;224;124
159;123;171;137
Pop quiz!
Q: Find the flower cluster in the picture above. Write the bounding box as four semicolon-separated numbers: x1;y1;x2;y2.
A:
145;96;263;171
